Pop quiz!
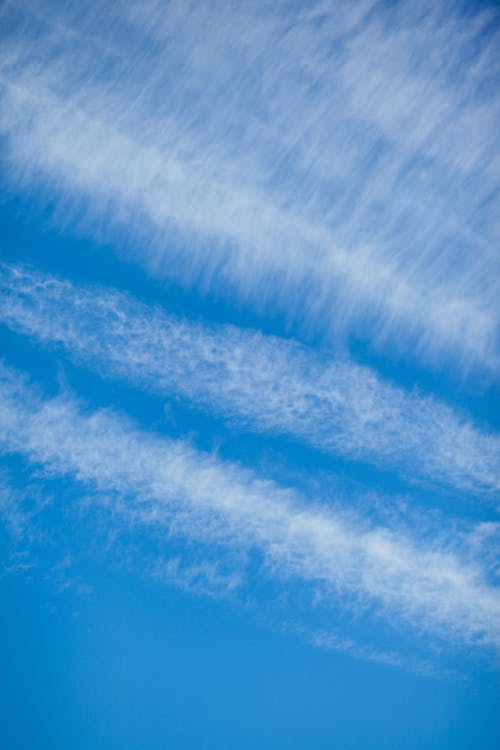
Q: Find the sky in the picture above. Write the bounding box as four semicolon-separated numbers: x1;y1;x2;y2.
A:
0;1;499;748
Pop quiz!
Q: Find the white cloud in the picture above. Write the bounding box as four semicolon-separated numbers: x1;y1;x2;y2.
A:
1;263;498;495
1;361;499;649
0;0;498;371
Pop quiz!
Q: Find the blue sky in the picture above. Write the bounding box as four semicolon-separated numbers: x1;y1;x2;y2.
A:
0;1;499;748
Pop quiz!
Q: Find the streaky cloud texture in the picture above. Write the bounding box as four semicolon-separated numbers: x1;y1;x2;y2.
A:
1;1;499;742
1;263;498;496
0;361;499;651
1;0;499;372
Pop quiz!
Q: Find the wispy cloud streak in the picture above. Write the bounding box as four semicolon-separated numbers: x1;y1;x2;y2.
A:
1;264;498;495
0;0;498;370
0;361;499;649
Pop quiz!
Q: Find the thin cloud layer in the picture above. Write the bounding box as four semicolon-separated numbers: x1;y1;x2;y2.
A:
0;361;499;650
1;0;499;687
1;264;498;495
1;0;498;371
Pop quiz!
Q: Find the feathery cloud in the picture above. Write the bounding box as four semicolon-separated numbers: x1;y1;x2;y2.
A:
1;0;498;371
1;361;499;650
1;263;498;496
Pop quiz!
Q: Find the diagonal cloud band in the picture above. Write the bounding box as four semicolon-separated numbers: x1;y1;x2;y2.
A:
1;263;498;496
1;0;499;371
0;361;499;649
